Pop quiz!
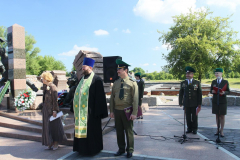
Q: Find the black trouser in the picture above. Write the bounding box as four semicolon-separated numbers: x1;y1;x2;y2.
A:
185;107;198;131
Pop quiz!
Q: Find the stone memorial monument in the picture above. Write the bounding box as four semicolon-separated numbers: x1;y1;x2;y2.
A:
7;24;26;110
73;50;111;93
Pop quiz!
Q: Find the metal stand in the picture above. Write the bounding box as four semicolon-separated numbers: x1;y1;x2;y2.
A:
102;117;138;135
174;80;200;144
205;80;234;149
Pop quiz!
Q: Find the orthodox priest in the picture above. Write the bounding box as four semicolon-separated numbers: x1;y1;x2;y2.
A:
71;57;108;155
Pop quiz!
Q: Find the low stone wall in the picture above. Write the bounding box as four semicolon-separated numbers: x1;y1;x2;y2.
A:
202;96;240;106
106;95;164;106
151;89;210;96
26;75;43;90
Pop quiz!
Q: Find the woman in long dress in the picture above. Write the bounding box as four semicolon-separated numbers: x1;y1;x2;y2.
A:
41;72;66;150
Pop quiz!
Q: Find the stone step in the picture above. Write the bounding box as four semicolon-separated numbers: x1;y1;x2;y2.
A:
0;110;74;130
0;116;42;133
0;111;42;126
0;126;73;146
0;115;74;138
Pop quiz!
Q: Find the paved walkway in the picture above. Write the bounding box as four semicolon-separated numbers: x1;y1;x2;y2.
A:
59;106;240;160
198;127;240;158
1;99;240;160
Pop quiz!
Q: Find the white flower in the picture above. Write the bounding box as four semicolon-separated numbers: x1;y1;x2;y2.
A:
46;86;50;90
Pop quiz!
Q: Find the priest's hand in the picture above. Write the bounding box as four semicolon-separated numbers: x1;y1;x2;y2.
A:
220;91;225;95
53;111;57;117
130;115;136;120
110;112;114;118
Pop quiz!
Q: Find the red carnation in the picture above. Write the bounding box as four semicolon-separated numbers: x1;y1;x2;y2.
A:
22;101;24;103
23;93;29;98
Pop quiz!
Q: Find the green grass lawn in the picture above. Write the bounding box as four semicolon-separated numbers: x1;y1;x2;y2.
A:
146;78;240;89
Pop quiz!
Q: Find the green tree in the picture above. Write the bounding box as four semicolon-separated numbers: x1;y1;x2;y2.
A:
159;8;240;81
0;26;7;49
25;33;42;75
131;67;145;74
38;55;66;74
229;71;235;78
0;26;66;75
167;73;174;79
234;72;240;78
72;65;76;71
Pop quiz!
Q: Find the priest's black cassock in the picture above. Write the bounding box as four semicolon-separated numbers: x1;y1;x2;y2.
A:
70;73;108;155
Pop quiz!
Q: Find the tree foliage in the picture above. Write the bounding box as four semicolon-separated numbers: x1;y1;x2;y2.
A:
0;26;66;75
159;8;240;81
131;67;145;74
144;71;174;80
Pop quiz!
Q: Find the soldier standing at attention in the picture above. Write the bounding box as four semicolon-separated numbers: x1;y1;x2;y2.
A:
135;72;145;119
110;59;138;158
179;66;202;134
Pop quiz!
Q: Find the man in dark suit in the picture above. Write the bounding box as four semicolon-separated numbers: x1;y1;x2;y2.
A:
179;66;202;134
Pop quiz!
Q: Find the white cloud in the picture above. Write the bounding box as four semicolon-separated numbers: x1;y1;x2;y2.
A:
94;29;109;36
153;46;160;50
114;28;118;31
142;63;149;66
234;45;240;50
153;63;157;66
205;0;240;11
122;29;131;33
58;45;98;56
161;43;172;50
133;0;200;24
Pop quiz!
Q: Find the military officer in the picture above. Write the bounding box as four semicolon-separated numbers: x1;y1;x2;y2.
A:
110;59;138;158
210;68;230;137
179;66;202;134
134;72;145;119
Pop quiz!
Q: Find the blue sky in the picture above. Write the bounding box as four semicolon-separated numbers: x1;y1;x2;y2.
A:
1;0;240;73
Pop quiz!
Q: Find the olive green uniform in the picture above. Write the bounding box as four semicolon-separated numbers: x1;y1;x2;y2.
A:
210;79;230;115
179;79;202;132
110;76;138;153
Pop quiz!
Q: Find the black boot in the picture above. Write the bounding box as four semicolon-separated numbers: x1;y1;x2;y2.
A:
114;151;125;156
126;152;133;158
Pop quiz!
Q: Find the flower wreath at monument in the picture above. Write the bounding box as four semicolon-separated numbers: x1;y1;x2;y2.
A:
14;90;36;111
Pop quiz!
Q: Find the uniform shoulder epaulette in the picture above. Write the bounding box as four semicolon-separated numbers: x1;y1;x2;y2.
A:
129;78;136;82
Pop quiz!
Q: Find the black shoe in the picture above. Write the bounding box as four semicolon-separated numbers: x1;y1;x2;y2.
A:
114;151;125;156
126;152;132;158
186;130;192;133
193;131;197;134
141;116;143;119
137;117;140;119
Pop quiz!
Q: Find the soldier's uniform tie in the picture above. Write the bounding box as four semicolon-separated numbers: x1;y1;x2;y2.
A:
119;79;124;100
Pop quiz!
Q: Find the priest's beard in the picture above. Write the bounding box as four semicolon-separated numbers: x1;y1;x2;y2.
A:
83;70;91;75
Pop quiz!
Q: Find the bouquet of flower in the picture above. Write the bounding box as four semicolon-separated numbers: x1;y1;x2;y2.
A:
14;90;36;111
